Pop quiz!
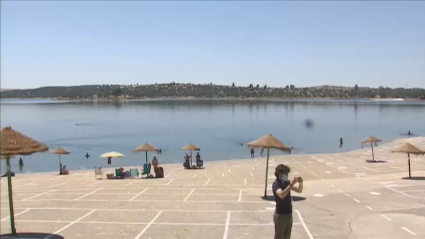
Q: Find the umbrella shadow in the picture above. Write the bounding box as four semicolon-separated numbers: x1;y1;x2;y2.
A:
261;196;306;202
0;232;64;238
365;160;387;163
401;176;425;180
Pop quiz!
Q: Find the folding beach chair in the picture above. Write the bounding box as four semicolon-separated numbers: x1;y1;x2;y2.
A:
130;169;139;178
94;166;103;179
115;168;125;179
142;163;151;177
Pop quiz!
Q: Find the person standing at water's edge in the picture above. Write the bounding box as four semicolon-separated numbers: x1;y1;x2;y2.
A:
250;147;255;158
272;164;303;239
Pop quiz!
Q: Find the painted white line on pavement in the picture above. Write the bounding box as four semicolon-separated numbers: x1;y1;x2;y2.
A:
401;227;416;236
381;214;391;221
45;209;96;239
1;208;31;221
250;172;253;177
22;190;55;201
366;206;373;211
75;189;102;201
184;188;195;202
193;174;197;178
295;210;314;239
384;186;419;199
223;211;231;239
129;188;149;201
244;178;247;185
354;199;360;203
369;192;380;196
134;211;163;239
205;178;211;186
238;190;242;202
166;179;174;185
126;180;139;186
337;189;342;193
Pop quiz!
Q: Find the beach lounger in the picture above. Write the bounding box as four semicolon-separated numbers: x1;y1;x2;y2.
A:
142;163;151;177
115;168;125;179
130;169;139;178
94;166;103;179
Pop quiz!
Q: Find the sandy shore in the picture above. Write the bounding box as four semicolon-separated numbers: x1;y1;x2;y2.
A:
1;137;425;238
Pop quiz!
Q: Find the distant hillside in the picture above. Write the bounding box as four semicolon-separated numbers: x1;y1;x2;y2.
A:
1;83;424;100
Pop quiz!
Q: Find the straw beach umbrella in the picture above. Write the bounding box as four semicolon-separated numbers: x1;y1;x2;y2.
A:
247;134;291;197
362;136;381;162
0;126;49;235
50;147;70;174
100;151;124;164
134;143;158;163
393;143;425;178
182;143;200;168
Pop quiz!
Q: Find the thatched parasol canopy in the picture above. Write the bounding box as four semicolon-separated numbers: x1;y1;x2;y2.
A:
181;143;200;168
0;126;49;156
362;136;381;144
100;151;125;158
393;143;425;155
133;143;158;152
134;143;158;163
247;134;291;198
0;126;48;235
50;147;70;175
361;136;381;162
50;147;70;155
182;143;200;151
392;143;425;179
247;134;291;151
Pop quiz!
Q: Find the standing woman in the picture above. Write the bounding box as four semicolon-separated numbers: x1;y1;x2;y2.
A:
272;164;303;239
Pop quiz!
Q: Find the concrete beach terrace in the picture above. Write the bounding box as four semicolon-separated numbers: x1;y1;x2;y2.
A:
1;137;425;239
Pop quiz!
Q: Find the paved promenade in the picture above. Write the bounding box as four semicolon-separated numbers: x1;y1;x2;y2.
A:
1;137;425;238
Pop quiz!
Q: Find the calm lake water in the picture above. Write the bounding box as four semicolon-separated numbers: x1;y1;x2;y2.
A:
1;99;424;174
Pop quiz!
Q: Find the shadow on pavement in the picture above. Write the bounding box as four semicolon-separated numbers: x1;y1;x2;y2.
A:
401;176;425;180
261;195;306;201
0;233;64;239
365;160;387;163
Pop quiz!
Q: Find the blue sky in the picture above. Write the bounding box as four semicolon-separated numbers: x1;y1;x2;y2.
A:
1;1;424;89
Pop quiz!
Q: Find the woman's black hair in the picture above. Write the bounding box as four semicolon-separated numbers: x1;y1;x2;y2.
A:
274;164;291;178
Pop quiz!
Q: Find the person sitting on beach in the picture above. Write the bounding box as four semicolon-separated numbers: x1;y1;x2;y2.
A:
61;165;69;175
183;153;190;169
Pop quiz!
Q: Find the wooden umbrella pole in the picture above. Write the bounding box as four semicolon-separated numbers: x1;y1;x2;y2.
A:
264;148;270;197
59;154;62;174
371;142;375;162
145;151;148;163
190;150;193;168
408;153;411;178
6;157;17;235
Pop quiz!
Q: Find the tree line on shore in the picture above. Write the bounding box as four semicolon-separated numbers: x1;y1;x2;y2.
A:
1;83;424;100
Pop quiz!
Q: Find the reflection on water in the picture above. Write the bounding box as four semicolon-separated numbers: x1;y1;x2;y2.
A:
1;99;424;173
